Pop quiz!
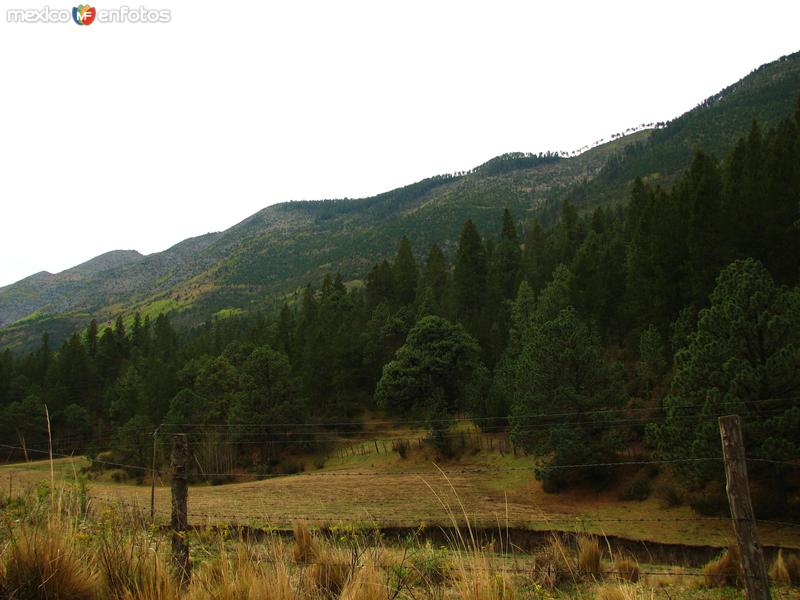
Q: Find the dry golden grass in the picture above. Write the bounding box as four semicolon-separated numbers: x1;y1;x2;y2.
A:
187;545;294;600
646;566;686;588
1;520;99;600
577;536;603;578
293;521;318;564
7;456;800;548
595;582;655;600
769;549;800;586
613;556;640;583
702;546;742;588
339;561;389;600
451;553;518;600
96;533;178;600
531;533;576;587
305;547;351;598
5;458;800;599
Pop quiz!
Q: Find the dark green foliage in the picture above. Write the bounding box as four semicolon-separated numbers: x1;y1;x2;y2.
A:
618;475;652;501
474;151;560;176
453;220;488;338
492;209;522;300
393;237;419;306
111;414;152;479
649;259;800;494
521;220;550;295
375;315;488;420
417;244;449;317
637;325;667;394
0;85;798;508
229;345;305;430
511;307;624;489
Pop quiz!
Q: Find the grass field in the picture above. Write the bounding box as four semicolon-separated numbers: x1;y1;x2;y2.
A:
2;440;798;551
2;452;800;598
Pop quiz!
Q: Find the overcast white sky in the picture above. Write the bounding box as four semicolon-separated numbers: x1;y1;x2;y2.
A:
1;1;798;287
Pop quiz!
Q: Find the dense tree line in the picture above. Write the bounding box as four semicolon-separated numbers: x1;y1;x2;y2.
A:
0;104;798;512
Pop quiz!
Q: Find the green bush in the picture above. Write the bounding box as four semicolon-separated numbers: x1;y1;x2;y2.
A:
656;482;683;508
618;476;652;501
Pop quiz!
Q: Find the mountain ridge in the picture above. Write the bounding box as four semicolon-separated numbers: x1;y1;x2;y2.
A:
2;50;799;352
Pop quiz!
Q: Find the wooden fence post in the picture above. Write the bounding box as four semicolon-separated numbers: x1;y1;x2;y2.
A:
718;415;771;600
171;433;190;586
150;425;161;524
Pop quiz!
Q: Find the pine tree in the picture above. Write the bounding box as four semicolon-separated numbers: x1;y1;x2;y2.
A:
419;244;449;315
649;259;800;498
366;260;395;309
393;236;418;305
492;209;522;300
85;319;98;358
453;220;487;335
521;220;550;294
114;315;128;357
511;307;624;490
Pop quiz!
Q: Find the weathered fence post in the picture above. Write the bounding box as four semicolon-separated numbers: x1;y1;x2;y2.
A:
171;433;190;586
718;415;771;600
150;425;161;524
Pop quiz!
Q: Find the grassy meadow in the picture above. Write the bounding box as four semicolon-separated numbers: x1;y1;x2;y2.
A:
1;434;799;599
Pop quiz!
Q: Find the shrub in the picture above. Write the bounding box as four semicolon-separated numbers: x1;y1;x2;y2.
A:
688;482;728;516
394;440;409;459
618;476;651;501
276;459;304;475
410;540;450;586
110;469;130;483
655;482;682;508
209;474;235;486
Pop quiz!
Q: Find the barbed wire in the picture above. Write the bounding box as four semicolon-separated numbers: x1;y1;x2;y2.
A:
3;439;799;481
152;395;800;430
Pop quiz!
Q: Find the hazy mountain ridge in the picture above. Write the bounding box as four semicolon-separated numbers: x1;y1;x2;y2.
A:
1;51;799;352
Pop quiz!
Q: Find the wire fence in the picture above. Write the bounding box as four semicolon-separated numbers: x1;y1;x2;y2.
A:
3;407;800;559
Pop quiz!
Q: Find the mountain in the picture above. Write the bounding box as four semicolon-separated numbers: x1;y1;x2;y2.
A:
2;51;799;353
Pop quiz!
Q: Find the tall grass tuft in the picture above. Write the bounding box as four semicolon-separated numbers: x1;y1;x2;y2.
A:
451;553;518;600
188;542;293;600
613;555;640;583
339;561;389;600
1;520;98;600
702;546;742;588
306;547;351;598
532;534;575;587
577;536;603;578
96;531;178;600
293;521;318;564
769;549;800;586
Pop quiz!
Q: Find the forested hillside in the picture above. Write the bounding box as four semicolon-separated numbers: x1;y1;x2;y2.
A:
2;52;799;355
1;100;798;514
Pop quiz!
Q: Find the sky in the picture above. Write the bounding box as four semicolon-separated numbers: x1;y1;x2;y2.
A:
1;1;798;287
